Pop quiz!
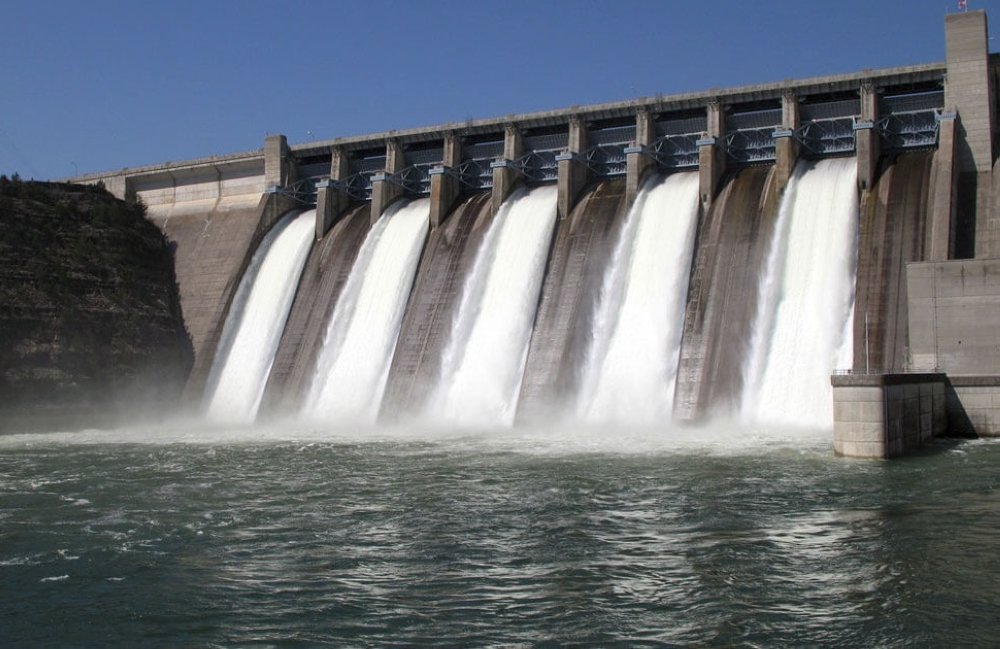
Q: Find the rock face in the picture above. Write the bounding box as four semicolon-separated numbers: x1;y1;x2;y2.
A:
0;178;192;432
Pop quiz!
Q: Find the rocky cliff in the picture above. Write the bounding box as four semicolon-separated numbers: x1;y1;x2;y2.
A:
0;178;192;432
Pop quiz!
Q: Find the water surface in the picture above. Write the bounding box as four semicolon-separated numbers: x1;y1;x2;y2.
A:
2;426;997;646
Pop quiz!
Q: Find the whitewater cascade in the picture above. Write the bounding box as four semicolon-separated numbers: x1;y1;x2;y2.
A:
303;199;430;423
575;172;700;423
205;210;316;424
428;185;558;426
741;157;859;427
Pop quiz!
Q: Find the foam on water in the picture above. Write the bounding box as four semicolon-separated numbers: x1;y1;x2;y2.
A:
0;417;833;458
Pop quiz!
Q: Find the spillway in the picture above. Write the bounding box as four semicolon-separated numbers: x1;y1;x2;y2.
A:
379;193;493;421
852;151;933;372
204;210;316;424
427;185;558;426
575;172;700;423
741;157;859;427
673;166;781;420
260;204;372;416
303;199;430;423
516;180;628;422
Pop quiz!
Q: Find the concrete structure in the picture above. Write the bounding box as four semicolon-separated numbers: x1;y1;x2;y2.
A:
907;259;1000;375
314;147;352;239
773;91;799;194
264;135;295;189
928;112;958;261
64;10;1000;446
698;100;725;211
832;373;947;458
492;125;523;216
370;140;406;224
854;81;879;192
944;11;996;258
556;117;588;220
945;375;1000;436
428;133;461;228
75;62;953;221
625;109;655;206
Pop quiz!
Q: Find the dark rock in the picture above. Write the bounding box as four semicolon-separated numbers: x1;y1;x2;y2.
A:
0;177;193;433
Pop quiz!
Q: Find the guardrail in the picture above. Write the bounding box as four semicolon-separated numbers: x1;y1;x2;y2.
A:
831;367;942;376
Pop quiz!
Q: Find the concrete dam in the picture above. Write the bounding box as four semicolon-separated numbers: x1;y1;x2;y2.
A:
76;11;1000;455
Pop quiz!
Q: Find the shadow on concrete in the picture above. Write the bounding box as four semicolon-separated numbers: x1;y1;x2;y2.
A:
944;377;979;438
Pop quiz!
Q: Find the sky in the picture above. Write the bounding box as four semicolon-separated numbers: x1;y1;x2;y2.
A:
2;0;998;180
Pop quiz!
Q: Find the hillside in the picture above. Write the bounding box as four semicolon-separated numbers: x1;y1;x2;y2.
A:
0;177;192;432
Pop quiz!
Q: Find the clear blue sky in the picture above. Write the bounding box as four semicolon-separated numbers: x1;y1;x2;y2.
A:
2;0;997;180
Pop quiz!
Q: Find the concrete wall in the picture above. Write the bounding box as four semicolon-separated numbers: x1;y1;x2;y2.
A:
906;260;1000;437
832;374;947;458
944;11;996;257
946;376;1000;436
907;259;1000;374
675;165;781;420
130;159;264;220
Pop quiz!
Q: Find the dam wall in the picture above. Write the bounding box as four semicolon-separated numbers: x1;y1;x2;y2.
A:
852;151;934;373
259;203;371;416
516;179;628;422
379;192;493;421
60;11;1000;443
674;165;781;420
831;373;947;458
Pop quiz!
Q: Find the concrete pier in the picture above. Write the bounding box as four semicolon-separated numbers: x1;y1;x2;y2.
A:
832;373;947;459
944;10;996;257
370;140;405;224
315;147;351;240
264;135;295;189
429;133;461;228
774;90;799;194
557;117;588;220
492;125;524;216
855;81;879;192
625;109;655;207
928;112;958;261
698;100;725;211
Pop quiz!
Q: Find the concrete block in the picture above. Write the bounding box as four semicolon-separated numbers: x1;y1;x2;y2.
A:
838;421;887;442
835;439;887;459
958;389;993;410
832;386;884;403
920;413;933;440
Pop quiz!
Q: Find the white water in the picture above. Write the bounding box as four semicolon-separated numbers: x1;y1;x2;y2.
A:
427;185;558;427
575;172;700;424
204;210;316;424
741;157;859;427
303;198;430;423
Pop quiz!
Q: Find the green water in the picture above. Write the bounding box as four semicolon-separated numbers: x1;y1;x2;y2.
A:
1;425;998;647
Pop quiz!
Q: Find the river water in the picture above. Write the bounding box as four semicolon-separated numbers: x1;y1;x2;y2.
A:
1;424;998;646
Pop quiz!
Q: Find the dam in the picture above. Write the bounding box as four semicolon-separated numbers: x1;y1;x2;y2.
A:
72;11;1000;455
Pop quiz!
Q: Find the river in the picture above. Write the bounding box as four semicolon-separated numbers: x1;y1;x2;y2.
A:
1;424;997;646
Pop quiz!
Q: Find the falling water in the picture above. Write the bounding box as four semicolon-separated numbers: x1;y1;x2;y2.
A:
741;157;859;427
428;185;558;426
575;172;700;423
205;210;316;424
303;199;430;423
